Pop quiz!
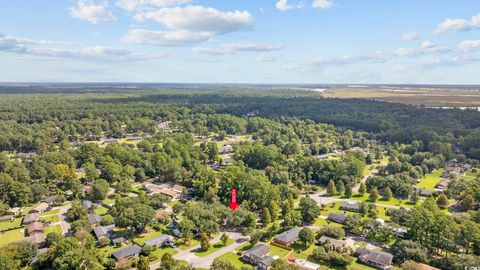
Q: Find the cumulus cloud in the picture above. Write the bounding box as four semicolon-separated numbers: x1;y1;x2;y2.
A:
0;32;158;62
275;0;303;11
69;0;116;24
312;0;333;9
257;55;278;62
116;0;191;11
433;13;480;35
399;32;420;41
394;41;450;57
125;5;253;46
193;42;284;55
458;40;480;52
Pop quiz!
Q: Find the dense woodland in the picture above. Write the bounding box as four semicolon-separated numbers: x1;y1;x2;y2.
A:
0;87;479;270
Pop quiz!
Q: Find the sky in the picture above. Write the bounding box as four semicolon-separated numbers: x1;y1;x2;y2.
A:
0;0;480;84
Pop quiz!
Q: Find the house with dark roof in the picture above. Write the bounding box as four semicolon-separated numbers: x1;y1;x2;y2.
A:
357;248;393;270
30;203;49;213
415;187;434;197
340;202;361;212
82;200;93;210
242;243;273;270
7;207;23;216
88;214;103;226
28;222;44;236
318;236;348;251
42;195;59;205
0;215;14;222
435;179;450;190
23;233;46;246
93;224;116;240
23;213;40;225
143;234;175;248
328;212;348;224
273;227;302;246
111;244;142;261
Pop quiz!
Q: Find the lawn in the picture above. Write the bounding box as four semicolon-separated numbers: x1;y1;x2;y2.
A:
348;194;418;209
94;206;109;216
416;169;444;190
267;243;291;258
40;208;60;216
291;243;316;260
218;252;249;268
0;218;23;231
150;247;177;263
314;217;343;227
0;228;25;247
40;215;60;223
195;238;234;257
178;238;200;250
44;225;62;235
133;229;165;246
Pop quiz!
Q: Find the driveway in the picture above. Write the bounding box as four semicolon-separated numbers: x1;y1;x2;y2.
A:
58;203;71;236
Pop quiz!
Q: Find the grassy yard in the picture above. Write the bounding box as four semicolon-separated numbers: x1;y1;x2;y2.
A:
0;228;25;247
217;252;249;268
0;218;23;231
40;208;60;216
94;205;109;216
44;225;62;235
348;194;419;209
195;238;234;257
178;238;200;250
291;243;316;260
150;247;177;263
40;214;60;223
267;243;291;258
416;169;444;190
133;229;165;246
314;217;343;227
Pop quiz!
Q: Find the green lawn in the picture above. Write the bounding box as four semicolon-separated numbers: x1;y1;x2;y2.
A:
44;225;62;235
40;215;60;223
133;229;166;246
178;238;200;250
218;252;249;268
291;244;316;260
150;247;177;263
94;206;109;216
314;217;343;227
348;194;419;209
40;208;60;216
416;169;444;190
0;218;23;231
0;228;25;247
267;243;291;258
195;238;234;257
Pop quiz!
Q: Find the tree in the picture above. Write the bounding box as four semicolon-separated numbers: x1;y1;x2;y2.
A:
299;228;315;247
359;182;367;195
261;207;271;225
436;194;448;209
384;187;393;201
369;187;379;202
200;234;211;251
327;180;337;196
391;240;428;264
337;181;345;196
159;253;175;270
249;230;263;245
116;179;132;194
220;233;229;246
459;194;475;211
45;232;62;247
205;142;218;162
210;258;236;270
299;196;321;223
345;183;353;198
137;256;149;270
401;260;423;270
92;179;109;201
410;192;419;204
317;226;345;239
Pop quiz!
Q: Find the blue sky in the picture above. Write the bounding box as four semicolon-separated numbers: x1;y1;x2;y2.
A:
1;0;479;83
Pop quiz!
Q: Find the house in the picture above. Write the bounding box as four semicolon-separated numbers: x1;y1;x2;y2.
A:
111;237;125;245
328;213;348;224
93;224;116;240
43;195;59;205
143;235;175;248
102;138;119;144
23;233;46;246
82;200;93;210
159;188;178;199
172;184;185;194
23;213;40;225
415;188;435;197
0;215;14;222
358;248;393;270
157;121;171;130
313;154;329;159
7;207;23;216
219;144;234;154
435;179;450;190
126;135;142;141
289;258;321;270
111;244;142;261
28;222;44;236
318;236;348;251
88;214;103;226
33;248;49;263
30;203;49;213
242;243;274;270
13;152;36;159
274;227;302;246
340;202;361;212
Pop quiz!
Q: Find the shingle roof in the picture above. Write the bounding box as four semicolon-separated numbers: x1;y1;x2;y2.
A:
144;235;172;247
341;202;360;211
243;243;270;258
28;222;44;235
93;224;115;239
275;227;302;243
358;248;393;266
318;236;347;249
23;213;40;224
328;212;347;222
88;214;103;225
82;200;93;209
111;244;142;260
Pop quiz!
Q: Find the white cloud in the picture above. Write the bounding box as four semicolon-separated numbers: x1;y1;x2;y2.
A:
0;32;158;62
312;51;387;65
434;13;480;35
257;55;278;62
116;0;191;11
122;29;211;46
312;0;333;10
193;42;284;55
69;0;116;24
458;40;480;52
400;32;420;41
421;40;434;49
125;5;253;46
395;41;450;57
275;0;303;11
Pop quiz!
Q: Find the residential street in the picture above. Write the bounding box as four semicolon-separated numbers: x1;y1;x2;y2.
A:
58;203;71;236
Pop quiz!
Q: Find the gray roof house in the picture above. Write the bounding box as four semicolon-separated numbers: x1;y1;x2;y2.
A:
22;213;40;225
340;202;361;212
242;243;273;270
143;235;174;248
88;214;103;225
93;224;115;240
82;200;93;210
358;248;393;270
318;236;348;251
274;227;302;246
111;244;142;261
328;212;348;224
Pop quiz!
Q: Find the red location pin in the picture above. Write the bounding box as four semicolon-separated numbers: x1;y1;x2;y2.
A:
229;188;238;211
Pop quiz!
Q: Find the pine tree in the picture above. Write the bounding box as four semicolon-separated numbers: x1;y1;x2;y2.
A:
337;181;345;196
327;180;337;196
137;256;149;270
369;187;379;202
261;207;271;225
436;194;448;209
220;233;229;246
410;191;419;204
359;182;367;195
384;187;393;201
345;183;353;198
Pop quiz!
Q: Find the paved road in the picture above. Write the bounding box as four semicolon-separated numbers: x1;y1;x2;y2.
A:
310;194;402;210
150;232;248;269
58;203;71;236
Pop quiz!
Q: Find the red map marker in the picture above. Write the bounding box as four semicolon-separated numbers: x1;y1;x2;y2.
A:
229;188;238;211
